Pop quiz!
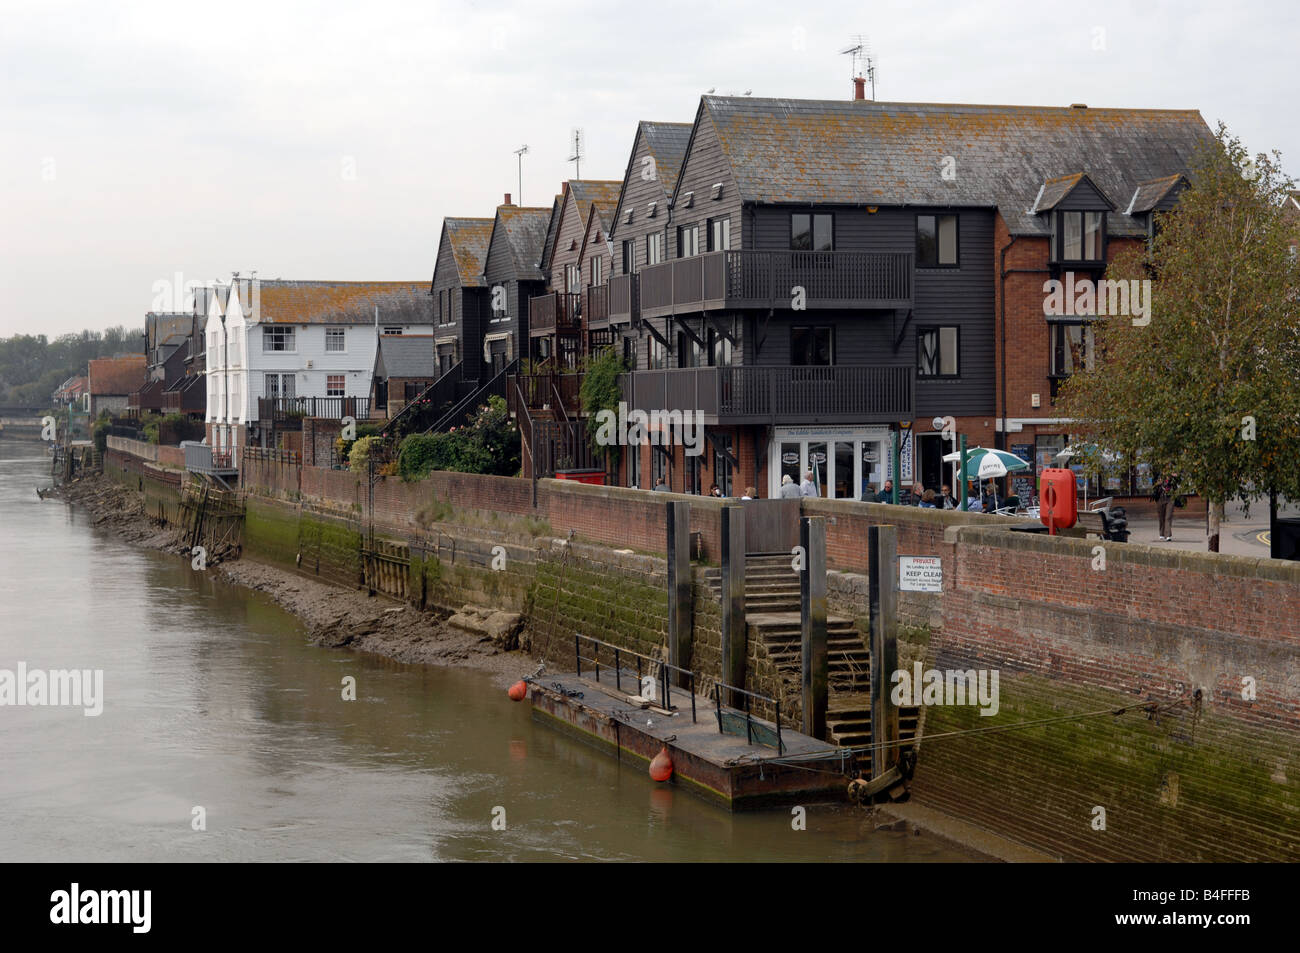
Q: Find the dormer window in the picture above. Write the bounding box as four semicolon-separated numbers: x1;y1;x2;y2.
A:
1059;210;1105;262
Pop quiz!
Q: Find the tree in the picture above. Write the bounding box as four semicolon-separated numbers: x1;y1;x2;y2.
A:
579;348;627;465
1058;124;1300;551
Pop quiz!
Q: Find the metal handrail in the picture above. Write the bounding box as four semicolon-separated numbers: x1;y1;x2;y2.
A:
573;634;696;723
711;680;784;754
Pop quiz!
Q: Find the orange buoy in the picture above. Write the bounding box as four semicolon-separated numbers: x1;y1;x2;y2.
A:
649;746;673;782
507;680;528;701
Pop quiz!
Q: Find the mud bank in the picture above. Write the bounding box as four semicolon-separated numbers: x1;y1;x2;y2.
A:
51;473;535;685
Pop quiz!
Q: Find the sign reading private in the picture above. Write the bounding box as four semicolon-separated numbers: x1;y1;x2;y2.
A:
899;556;942;592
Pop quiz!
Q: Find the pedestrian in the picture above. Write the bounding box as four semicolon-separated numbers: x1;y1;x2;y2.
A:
940;483;958;509
874;480;894;503
800;470;818;497
1154;470;1180;540
653;476;670;492
778;474;802;499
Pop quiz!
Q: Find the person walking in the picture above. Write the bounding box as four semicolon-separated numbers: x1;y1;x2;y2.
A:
778;474;802;499
1154;470;1180;540
799;470;818;498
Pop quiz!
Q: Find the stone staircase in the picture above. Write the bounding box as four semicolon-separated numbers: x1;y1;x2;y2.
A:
701;553;919;752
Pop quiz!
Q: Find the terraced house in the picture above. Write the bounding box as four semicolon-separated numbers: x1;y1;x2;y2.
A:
595;94;1213;499
204;278;432;464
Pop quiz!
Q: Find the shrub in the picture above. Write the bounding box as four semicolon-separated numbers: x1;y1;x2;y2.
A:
579;348;626;463
395;395;518;481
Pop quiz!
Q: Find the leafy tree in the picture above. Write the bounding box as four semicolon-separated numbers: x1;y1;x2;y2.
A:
1059;124;1300;550
579;348;626;464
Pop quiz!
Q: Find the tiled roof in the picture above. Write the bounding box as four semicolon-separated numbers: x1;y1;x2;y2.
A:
492;206;552;280
230;279;432;325
699;97;1215;236
640;121;692;196
88;355;146;396
443;218;494;287
568;180;622;222
1125;174;1189;214
376;335;437;379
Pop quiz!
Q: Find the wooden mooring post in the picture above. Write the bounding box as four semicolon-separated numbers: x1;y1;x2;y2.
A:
800;515;828;740
868;525;900;780
666;501;693;688
720;504;746;708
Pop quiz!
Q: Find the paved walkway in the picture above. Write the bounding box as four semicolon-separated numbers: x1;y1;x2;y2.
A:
1119;499;1300;557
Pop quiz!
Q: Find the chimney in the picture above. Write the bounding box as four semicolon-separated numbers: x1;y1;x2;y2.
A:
853;76;866;101
504;193;513;206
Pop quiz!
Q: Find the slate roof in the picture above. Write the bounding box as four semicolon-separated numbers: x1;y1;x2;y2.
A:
541;195;563;273
490;206;552;280
640;121;692;196
229;280;432;325
567;180;622;221
88;355;146;395
697;97;1215;236
1124;174;1189;214
375;335;437;379
442;218;494;287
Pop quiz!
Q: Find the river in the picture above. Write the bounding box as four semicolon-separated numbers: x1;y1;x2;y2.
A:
0;442;971;861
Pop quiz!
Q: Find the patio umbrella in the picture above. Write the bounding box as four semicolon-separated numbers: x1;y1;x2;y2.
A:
940;447;1028;510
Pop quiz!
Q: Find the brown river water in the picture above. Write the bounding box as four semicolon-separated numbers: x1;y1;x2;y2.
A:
0;443;972;861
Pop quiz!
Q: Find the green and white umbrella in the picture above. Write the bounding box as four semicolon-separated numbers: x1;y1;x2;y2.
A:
941;446;1030;479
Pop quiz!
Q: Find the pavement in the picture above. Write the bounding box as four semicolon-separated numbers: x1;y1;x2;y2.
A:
1117;499;1300;557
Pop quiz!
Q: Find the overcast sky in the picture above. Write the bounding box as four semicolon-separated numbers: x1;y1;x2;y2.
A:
2;0;1295;337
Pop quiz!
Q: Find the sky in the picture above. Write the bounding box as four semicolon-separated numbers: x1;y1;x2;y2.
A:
2;0;1296;337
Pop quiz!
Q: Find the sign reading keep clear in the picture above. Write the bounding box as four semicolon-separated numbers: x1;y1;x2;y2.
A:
899;556;942;593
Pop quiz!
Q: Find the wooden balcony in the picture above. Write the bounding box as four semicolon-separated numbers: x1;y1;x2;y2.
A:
608;273;639;324
529;292;583;336
585;284;610;329
621;364;914;425
257;396;371;429
637;250;913;319
508;372;584;418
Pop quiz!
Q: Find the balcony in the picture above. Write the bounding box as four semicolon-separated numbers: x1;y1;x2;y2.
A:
637;250;913;319
621;364;914;425
257;396;371;430
608;273;639;324
508;371;583;419
584;284;610;330
529;292;582;336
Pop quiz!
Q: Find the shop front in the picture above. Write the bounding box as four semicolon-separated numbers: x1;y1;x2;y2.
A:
767;425;896;500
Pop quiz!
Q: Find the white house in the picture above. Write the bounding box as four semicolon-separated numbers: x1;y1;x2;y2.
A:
205;278;433;462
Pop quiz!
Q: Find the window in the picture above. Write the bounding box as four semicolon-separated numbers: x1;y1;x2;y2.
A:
326;375;345;397
677;331;704;368
265;374;279;399
916;214;958;267
677;224;700;258
404;381;424;401
1059;211;1104;261
791;213;833;251
627;437;642;488
791;326;833;365
649;336;667;369
622;239;636;274
565;264;580;293
591;256;603;286
1050;323;1095;376
708;328;733;366
685;454;701;495
623;334;638;369
647;233;663;265
707;217;730;252
713;434;733;496
652;447;667;487
918;326;960;377
263;326;295;352
383;327;403;336
325;327;345;352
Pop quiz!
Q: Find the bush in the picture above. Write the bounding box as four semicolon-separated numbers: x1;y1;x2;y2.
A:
396;395;518;481
580;348;626;462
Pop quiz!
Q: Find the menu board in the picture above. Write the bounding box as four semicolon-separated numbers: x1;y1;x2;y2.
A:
1010;443;1035;501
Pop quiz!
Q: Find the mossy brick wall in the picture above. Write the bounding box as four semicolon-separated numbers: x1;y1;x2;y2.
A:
104;449;183;522
910;525;1300;862
243;498;363;589
419;530;535;613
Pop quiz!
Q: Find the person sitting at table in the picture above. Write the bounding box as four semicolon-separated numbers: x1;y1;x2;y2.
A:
982;480;1002;512
873;480;894;503
965;483;984;512
919;489;938;509
940;483;958;509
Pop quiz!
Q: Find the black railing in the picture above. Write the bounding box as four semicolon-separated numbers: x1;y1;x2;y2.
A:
426;358;517;433
529;292;582;335
585;284;610;328
638;250;913;318
621;364;914;423
574;634;697;724
381;362;464;438
258;396;371;425
711;681;784;754
608;273;639;323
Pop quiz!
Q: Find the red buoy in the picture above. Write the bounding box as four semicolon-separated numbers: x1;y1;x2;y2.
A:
649;746;673;782
508;680;527;701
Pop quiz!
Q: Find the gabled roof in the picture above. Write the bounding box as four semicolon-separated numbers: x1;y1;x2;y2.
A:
375;335;438;379
641;121;692;196
692;96;1214;236
88;355;146;396
487;205;552;281
1029;172;1115;212
1125;174;1190;215
541;194;563;273
577;201;616;266
441;218;494;288
543;181;621;272
226;280;432;325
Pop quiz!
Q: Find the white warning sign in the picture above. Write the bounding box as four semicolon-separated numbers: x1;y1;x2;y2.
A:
899;556;942;593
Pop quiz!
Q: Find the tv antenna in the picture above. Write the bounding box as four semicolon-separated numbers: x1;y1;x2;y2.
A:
839;35;876;100
513;144;528;204
567;127;584;180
